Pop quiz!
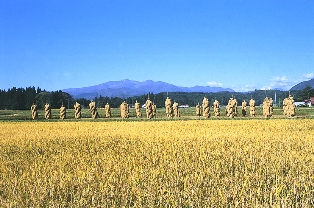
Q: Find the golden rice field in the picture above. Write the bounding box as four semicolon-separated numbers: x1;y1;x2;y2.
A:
0;120;314;207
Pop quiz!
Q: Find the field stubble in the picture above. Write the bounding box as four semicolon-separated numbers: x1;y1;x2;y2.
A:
0;120;314;207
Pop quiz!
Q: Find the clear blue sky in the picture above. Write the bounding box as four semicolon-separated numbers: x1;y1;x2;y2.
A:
1;0;313;92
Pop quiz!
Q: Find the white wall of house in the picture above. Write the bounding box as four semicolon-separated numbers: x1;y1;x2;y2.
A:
294;102;306;107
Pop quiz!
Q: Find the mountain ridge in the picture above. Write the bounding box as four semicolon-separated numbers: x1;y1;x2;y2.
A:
290;78;314;91
63;79;235;99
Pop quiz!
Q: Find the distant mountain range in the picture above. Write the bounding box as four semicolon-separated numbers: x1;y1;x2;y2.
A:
290;78;314;91
63;79;234;99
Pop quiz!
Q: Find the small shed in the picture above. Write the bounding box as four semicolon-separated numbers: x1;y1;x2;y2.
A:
305;96;314;107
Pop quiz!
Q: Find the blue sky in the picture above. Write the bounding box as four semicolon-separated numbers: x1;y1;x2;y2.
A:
1;0;313;92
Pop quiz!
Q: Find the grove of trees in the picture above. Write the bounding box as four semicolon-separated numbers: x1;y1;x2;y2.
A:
0;87;73;110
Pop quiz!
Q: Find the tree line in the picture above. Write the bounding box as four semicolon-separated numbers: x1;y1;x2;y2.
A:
77;90;305;109
0;87;73;110
0;86;312;110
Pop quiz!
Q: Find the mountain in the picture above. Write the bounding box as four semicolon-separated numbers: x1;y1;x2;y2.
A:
290;78;314;91
63;79;234;99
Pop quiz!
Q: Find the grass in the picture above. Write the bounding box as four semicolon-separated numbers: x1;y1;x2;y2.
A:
0;106;313;121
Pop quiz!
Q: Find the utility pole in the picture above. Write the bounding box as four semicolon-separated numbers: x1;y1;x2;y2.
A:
274;91;277;106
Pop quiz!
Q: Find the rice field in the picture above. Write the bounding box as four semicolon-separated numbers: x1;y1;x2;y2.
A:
0;120;314;207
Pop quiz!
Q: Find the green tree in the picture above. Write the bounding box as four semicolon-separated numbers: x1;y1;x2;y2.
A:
300;86;311;101
35;92;52;109
25;86;37;109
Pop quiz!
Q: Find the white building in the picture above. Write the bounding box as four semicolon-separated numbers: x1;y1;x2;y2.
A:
178;104;189;108
294;102;306;107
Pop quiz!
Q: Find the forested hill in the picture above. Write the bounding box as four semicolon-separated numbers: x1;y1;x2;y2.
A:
290;78;314;91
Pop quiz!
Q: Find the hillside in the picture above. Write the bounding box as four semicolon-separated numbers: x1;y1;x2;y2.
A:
63;79;234;99
290;78;314;91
